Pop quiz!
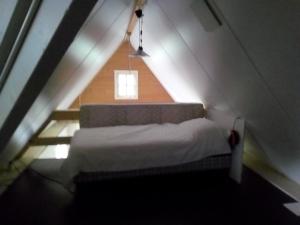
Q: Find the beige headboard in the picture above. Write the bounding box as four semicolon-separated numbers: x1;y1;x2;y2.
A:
80;103;205;128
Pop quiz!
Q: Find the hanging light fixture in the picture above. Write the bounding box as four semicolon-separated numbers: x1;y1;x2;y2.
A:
129;8;149;57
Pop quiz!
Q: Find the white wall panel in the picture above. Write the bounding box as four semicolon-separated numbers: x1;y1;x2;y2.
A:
0;0;132;163
215;0;300;128
0;0;72;129
158;0;300;184
213;0;300;183
131;1;227;108
56;0;131;109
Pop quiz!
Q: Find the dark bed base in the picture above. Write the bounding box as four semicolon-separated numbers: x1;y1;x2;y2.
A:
74;154;232;184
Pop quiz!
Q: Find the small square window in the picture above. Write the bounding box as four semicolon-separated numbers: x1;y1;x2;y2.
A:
114;70;138;100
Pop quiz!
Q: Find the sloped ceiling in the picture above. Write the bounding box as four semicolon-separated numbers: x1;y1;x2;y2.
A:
1;0;299;185
130;0;300;184
0;0;74;162
0;0;133;163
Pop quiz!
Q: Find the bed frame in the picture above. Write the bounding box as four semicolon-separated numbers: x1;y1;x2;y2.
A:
74;103;244;184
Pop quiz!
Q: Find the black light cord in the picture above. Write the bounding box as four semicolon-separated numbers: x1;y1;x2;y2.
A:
139;15;142;47
140;16;143;48
8;159;73;194
28;167;73;195
136;8;144;48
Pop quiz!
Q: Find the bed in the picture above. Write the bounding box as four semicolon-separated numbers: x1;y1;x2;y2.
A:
60;103;244;189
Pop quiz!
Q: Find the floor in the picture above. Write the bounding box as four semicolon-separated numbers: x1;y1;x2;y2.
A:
0;159;298;225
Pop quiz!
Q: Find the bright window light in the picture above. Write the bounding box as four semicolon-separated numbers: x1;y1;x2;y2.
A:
55;144;69;159
114;70;138;99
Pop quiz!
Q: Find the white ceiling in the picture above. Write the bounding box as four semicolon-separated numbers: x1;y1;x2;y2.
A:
0;0;73;162
1;0;299;185
134;0;300;184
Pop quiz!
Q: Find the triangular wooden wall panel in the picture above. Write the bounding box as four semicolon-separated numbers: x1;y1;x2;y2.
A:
71;41;173;108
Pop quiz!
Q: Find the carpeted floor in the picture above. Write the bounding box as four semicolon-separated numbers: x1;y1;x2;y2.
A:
0;159;298;225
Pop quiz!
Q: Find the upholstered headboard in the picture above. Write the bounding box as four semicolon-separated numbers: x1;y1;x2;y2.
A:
80;103;205;128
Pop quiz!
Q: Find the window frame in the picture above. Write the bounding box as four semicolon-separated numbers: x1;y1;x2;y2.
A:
114;70;139;100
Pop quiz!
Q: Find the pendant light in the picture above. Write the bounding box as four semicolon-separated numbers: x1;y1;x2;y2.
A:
129;9;149;57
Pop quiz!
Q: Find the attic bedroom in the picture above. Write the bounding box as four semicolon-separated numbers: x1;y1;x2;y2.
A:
0;0;299;224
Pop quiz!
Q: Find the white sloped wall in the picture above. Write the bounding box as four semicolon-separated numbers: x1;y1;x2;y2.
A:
214;0;300;183
130;0;300;184
0;0;17;44
2;0;299;186
0;0;132;163
0;0;73;163
0;0;72;130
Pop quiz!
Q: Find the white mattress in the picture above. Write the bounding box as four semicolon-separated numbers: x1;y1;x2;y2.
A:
60;118;231;186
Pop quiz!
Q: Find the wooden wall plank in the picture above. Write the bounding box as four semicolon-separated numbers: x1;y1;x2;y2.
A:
70;41;174;108
51;110;80;121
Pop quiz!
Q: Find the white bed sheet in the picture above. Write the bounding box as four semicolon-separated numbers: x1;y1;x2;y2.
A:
60;118;231;185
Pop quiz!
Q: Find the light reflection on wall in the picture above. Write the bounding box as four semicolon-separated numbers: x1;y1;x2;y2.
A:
55;144;69;159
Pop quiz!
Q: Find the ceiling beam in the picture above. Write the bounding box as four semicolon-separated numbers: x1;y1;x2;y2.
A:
30;137;72;146
0;0;97;153
51;110;80;121
126;0;146;37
